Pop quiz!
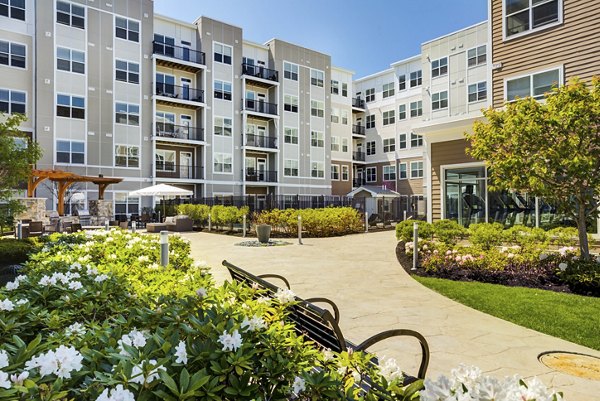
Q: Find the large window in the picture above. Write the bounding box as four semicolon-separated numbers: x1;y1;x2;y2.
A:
1;0;25;21
284;127;298;144
284;94;298;112
56;140;84;164
410;161;423;178
341;165;349;181
431;57;448;78
410;100;422;117
310;100;324;117
383;165;396;181
383;110;395;126
310;131;324;148
155;150;175;171
399;163;407;179
115;17;139;42
214;117;232;136
398;104;407;120
310;69;324;87
114;193;139;216
214;43;232;64
506;68;561;101
382;82;395;98
284;159;299;177
0;89;25;114
214;80;232;100
383;138;395;153
505;0;560;38
114;145;139;168
57;47;84;74
57;94;84;119
153;34;175;57
116;60;139;84
467;45;487;67
366;114;375;129
57;1;84;29
115;103;139;126
366;167;376;183
214;153;232;173
468;82;487;102
365;88;375;102
411;133;423;148
398;133;407;149
283;62;298;81
432;91;448;110
311;162;324;178
0;40;25;68
366;141;376;156
410;70;422;87
331;164;340;180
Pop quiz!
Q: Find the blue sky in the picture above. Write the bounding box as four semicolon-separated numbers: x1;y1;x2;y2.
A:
154;0;488;78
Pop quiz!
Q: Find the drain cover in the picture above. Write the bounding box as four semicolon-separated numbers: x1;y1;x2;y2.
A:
539;352;600;380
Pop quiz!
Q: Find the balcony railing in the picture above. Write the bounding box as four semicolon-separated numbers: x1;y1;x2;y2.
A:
353;151;366;162
154;83;204;103
352;98;365;109
244;133;277;149
352;124;366;135
245;169;277;183
153;41;205;65
242;98;278;116
241;63;279;82
155;164;203;180
156;123;204;142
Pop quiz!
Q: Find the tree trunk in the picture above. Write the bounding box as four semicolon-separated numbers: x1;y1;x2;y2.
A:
577;200;590;260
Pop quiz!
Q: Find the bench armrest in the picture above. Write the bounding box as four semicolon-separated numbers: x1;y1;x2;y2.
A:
257;274;291;290
304;297;340;324
355;329;430;379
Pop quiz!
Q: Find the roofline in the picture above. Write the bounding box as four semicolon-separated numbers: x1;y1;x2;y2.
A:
243;39;269;50
332;65;355;75
193;15;244;31
421;20;487;46
390;54;421;67
155;13;198;30
264;38;330;58
354;67;395;83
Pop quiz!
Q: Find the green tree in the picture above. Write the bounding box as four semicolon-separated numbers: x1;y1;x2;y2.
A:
466;77;600;259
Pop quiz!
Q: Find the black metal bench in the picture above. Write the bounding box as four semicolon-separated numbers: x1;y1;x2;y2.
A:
222;260;430;383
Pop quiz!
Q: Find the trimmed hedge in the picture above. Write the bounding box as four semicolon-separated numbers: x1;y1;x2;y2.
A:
256;207;363;237
176;204;249;231
0;238;40;265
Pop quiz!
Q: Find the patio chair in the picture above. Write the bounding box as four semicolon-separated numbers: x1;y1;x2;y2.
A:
28;221;44;237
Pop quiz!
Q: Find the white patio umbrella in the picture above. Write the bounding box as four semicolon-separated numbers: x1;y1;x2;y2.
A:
129;184;193;220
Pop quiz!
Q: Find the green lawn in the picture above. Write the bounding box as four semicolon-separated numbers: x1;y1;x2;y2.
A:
413;276;600;351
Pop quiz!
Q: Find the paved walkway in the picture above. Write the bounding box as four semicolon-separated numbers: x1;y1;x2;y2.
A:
181;230;600;400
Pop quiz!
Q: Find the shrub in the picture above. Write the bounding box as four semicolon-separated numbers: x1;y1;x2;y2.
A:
502;225;549;247
559;259;600;296
395;220;433;242
432;220;467;245
0;238;40;265
468;223;505;250
256;207;363;237
547;226;579;246
177;204;211;228
210;205;249;231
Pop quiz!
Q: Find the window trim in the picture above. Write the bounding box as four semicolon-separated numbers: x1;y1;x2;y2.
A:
284;127;299;145
214;116;233;137
56;0;85;29
310;69;324;87
383;138;396;153
0;88;26;115
213;42;233;65
310;161;325;179
432;90;449;111
398;162;408;180
382;82;395;98
502;0;563;41
284;159;299;177
365;166;377;183
115;59;139;84
283;61;299;81
213;152;233;174
1;0;26;21
503;65;563;102
383;165;396;181
114;144;140;169
0;40;27;70
366;140;376;156
331;164;340;181
382;110;395;126
115;16;140;43
56;139;85;165
409;161;424;179
431;57;448;78
341;165;350;181
467;45;487;69
468;81;487;103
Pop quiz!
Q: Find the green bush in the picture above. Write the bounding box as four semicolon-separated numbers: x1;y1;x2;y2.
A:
547;226;580;246
432;220;467;245
0;238;40;265
560;259;600;296
255;207;363;237
210;205;249;231
395;220;433;242
177;204;211;228
468;223;505;250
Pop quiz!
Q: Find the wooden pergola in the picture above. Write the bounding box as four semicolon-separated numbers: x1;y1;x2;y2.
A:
28;169;123;216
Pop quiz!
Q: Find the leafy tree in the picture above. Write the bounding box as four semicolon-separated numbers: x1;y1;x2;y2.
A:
466;77;600;259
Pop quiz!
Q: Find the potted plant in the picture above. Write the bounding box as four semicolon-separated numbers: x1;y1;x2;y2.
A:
256;224;271;244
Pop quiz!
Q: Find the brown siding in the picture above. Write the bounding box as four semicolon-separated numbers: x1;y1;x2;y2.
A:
331;161;353;196
361;159;423;195
431;140;477;221
491;0;600;107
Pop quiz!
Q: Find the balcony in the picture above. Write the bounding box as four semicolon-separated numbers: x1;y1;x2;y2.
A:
155;164;203;180
352;97;365;111
242;98;278;117
152;41;205;70
244;133;277;150
245;169;278;183
242;63;279;84
155;123;204;142
154;83;204;108
352;151;366;162
352;124;365;136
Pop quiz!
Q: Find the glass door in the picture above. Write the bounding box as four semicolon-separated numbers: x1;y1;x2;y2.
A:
257;158;266;182
181;77;191;100
180;115;191;139
444;166;486;227
180;152;192;179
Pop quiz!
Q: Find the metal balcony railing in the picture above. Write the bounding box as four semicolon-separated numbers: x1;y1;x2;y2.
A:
154;83;204;103
155;123;203;141
352;98;365;109
353;151;366;162
153;41;206;65
245;169;277;183
242;98;278;116
242;63;279;82
352;124;366;135
244;133;277;149
155;164;203;179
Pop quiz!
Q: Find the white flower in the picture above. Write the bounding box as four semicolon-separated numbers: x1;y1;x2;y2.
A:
291;376;305;396
174;340;187;364
241;315;267;332
558;262;568;271
68;281;83;290
420;375;452;401
0;349;9;368
39;275;53;286
379;357;403;382
129;360;165;385
118;330;147;356
10;371;29;386
539;253;548;261
109;254;117;260
194;260;208;268
25;346;83;379
218;329;243;352
95;274;109;282
96;384;136;401
196;288;207;298
322;349;334;362
5;280;19;291
0;299;15;311
275;288;296;304
0;371;10;389
16;299;28;305
137;255;149;263
65;322;86;337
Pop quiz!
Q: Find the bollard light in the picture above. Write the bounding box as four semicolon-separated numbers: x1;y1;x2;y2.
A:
160;230;169;267
17;221;22;240
243;215;247;238
208;213;212;232
131;221;136;233
365;212;369;233
403;210;407;221
105;220;110;231
412;222;418;271
298;215;303;245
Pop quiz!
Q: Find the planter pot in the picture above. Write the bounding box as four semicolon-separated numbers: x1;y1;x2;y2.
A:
256;224;272;244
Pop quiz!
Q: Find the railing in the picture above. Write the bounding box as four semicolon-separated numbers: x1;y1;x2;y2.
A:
352;124;366;135
244;133;277;149
242;63;278;82
352;98;365;109
156;123;204;142
242;98;278;116
245;169;277;183
154;83;204;103
155;164;203;179
353;151;366;162
153;41;206;65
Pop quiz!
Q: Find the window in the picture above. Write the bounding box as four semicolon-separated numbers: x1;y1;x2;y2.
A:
56;140;84;164
214;152;233;173
383;165;396;181
331;136;340;152
410;70;422;87
341;110;349;125
342;83;348;97
311;162;324;178
115;17;139;42
114;193;139;215
156;73;175;96
310;100;324;117
214;43;232;64
341;138;349;152
398;75;406;91
468;45;487;67
341;165;349;181
383;138;395;153
153;34;175;56
155;111;175;125
283;62;298;81
1;0;25;21
505;0;560;38
330;108;339;123
0;89;25;114
56;94;84;119
284;159;299;177
56;47;84;74
214;117;232;136
411;133;423;148
399;163;407;179
331;80;339;95
366;114;375;129
114;145;139;168
468;82;487;102
115;103;139;126
331;164;340;180
284;127;298;144
0;41;25;68
310;69;324;87
366;141;376;156
310;131;324;148
432;91;448;110
57;1;84;29
214;80;232;100
410;161;424;178
365;88;375;102
366;167;376;183
398;133;407;149
383;110;395;126
284;94;298;112
506;68;561;101
155;150;175;171
410;100;423;117
398;104;407;120
383;82;395;98
115;60;139;84
431;57;448;78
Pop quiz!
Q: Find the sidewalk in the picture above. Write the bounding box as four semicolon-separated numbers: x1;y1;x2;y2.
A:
181;230;600;401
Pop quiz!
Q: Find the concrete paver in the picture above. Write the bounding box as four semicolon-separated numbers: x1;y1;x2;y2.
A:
180;230;600;401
